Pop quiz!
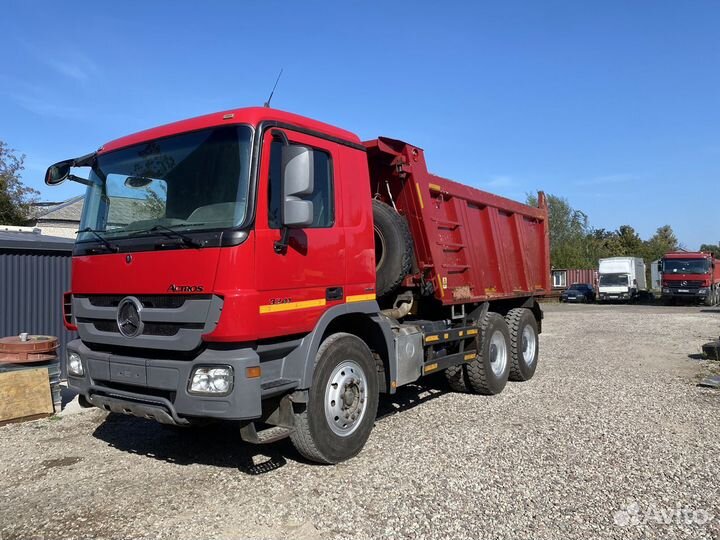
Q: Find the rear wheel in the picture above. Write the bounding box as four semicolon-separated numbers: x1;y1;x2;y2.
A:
466;313;511;395
444;364;470;392
290;333;379;464
505;308;539;382
704;289;714;307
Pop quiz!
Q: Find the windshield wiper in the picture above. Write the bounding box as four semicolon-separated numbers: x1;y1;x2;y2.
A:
130;224;203;248
76;227;119;252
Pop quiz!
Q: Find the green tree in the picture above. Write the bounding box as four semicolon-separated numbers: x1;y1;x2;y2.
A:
643;225;679;261
615;225;643;256
0;141;39;224
527;193;593;268
587;228;622;260
699;243;719;254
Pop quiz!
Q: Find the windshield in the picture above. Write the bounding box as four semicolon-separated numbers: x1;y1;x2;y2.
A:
78;125;253;242
599;273;628;286
663;258;709;274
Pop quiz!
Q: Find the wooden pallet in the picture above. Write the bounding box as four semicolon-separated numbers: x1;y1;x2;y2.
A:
0;368;53;425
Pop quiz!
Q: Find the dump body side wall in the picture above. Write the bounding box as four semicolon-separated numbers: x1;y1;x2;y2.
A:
365;138;550;305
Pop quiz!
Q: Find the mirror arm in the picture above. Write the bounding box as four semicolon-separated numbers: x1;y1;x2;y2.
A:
73;152;97;167
274;227;291;254
68;174;94;187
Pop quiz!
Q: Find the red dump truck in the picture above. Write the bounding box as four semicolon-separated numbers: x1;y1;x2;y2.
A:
46;107;550;463
660;251;720;305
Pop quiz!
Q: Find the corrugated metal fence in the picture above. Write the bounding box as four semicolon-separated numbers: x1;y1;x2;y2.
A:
0;232;76;371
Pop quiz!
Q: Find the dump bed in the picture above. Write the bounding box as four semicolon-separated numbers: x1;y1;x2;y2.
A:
365;137;550;305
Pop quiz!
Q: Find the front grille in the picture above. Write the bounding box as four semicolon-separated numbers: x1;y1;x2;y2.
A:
74;294;221;351
668;281;703;288
80;294;211;309
88;320;203;336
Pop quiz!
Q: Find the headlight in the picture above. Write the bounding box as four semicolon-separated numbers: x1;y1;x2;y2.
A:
188;366;234;395
699;288;708;294
67;352;84;376
662;288;670;293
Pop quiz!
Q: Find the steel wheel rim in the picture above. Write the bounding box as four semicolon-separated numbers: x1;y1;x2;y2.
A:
488;330;508;377
324;360;368;437
522;325;537;366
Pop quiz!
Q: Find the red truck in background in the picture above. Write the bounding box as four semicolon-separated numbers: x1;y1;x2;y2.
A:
46;107;550;463
660;251;720;306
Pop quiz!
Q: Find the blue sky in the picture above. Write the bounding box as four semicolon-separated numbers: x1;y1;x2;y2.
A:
2;1;718;248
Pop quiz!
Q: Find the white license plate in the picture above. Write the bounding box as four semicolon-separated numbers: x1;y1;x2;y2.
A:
678;289;689;293
610;295;618;298
568;296;576;299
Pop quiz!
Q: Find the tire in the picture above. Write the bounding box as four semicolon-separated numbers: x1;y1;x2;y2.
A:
372;200;413;297
444;364;470;392
290;333;379;464
505;308;539;382
466;313;511;395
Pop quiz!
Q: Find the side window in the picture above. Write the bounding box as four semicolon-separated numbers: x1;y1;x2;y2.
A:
552;271;567;288
268;139;334;229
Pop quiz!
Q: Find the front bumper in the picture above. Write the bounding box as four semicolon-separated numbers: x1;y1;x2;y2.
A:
661;288;706;298
561;295;587;303
66;340;263;424
598;292;631;301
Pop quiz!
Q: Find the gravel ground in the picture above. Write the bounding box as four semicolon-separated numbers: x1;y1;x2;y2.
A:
1;303;719;540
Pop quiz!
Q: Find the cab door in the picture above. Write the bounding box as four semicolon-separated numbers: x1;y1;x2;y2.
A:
254;128;346;339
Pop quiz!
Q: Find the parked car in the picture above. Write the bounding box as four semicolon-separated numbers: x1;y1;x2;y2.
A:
561;283;596;303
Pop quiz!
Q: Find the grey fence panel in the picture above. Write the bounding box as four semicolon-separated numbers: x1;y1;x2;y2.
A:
0;249;77;373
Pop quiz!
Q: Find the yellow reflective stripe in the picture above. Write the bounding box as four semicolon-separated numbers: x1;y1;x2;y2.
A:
467;329;478;335
259;298;326;314
428;183;442;192
425;335;440;343
346;293;376;303
464;353;477;361
424;363;438;373
415;183;424;209
437;274;445;297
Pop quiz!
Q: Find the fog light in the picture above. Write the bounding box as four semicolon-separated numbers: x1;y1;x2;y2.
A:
189;366;233;395
662;288;670;293
68;352;84;376
699;288;709;294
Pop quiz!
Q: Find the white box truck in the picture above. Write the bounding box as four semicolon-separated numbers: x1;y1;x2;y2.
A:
598;257;647;302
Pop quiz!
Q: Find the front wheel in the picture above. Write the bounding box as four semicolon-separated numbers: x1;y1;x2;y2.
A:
290;333;379;464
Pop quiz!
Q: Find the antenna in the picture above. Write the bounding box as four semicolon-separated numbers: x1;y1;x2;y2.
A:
264;68;284;108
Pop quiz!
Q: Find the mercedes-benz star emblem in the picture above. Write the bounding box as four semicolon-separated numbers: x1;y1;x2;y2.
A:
116;296;144;338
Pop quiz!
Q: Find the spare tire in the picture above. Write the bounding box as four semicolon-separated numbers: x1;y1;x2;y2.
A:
372;200;413;297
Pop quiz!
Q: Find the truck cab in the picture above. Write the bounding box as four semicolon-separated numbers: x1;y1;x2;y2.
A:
660;252;720;306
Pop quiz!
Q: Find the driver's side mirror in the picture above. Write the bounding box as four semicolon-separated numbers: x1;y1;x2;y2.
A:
280;145;314;228
45;160;72;186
